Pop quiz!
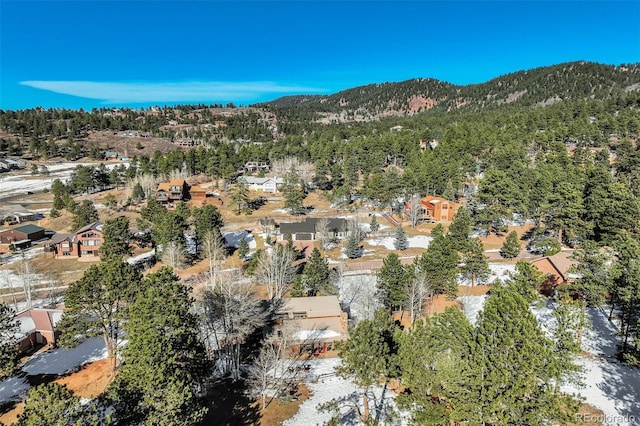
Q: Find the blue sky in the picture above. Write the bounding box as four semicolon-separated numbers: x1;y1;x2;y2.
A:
1;1;639;110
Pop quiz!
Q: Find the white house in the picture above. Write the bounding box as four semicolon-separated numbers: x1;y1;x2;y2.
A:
238;176;284;193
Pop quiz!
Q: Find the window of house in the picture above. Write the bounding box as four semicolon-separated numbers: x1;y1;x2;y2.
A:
62;251;71;256
61;242;70;247
292;312;307;319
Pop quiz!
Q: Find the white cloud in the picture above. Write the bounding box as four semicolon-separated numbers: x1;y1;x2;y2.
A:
20;80;328;104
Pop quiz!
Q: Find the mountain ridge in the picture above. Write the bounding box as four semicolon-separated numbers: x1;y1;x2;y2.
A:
256;61;640;120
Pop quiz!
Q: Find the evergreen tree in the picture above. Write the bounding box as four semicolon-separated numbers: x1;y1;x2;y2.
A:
417;229;459;298
448;206;472;252
191;204;224;253
394;224;409;251
0;303;19;380
290;275;306;297
229;179;250;215
132;182;145;203
460;237;490;286
397;307;474;424
334;309;399;424
500;230;521;258
109;267;209;425
303;247;335;296
505;260;546;302
377;253;410;310
468;290;579;424
100;216;133;261
237;237;250;261
57;260;141;371
369;214;380;232
344;231;362;259
72;199;99;230
17;383;99;426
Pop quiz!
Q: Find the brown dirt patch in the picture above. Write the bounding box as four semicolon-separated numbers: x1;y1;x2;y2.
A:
0;402;24;425
0;360;114;425
257;383;311;426
54;359;115;399
567;403;605;425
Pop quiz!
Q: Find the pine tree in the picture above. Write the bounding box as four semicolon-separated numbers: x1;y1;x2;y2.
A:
500;230;521;259
394;224;409;251
369;214;380;232
460;237;490;286
290;275;306;297
230;179;250;215
57;260;141;371
109;267;209;425
101;216;133;261
377;253;410;310
17;383;99;426
468;290;579;424
448;206;472;252
303;247;334;296
72;199;99;230
397;307;474;424
334;310;398;424
0;303;19;380
344;231;361;259
237;237;250;261
417;231;459;298
505;260;546;302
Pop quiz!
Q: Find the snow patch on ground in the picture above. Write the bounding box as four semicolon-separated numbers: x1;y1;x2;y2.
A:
336;273;379;322
457;295;488;325
0;337;108;404
223;230;257;249
367;235;432;250
458;262;516;286
284;358;399;426
532;302;640;424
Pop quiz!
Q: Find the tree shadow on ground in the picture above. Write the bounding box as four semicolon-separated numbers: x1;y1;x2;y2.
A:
202;379;260;426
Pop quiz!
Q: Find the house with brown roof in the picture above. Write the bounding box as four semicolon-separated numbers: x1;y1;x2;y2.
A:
50;221;104;260
155;179;189;202
532;251;579;294
408;195;460;222
273;296;348;356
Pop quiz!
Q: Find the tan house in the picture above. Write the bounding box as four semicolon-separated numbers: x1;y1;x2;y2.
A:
155;179;189;202
50;221;104;260
417;195;460;222
273;296;348;356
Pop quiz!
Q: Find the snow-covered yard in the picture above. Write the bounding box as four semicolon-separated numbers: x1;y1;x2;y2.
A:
0;337;107;403
0;162;127;199
533;304;640;425
335;273;379;322
223;230;257;249
284;358;400;426
366;235;432;250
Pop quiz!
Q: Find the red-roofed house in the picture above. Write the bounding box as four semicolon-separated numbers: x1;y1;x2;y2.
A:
406;195;460;223
14;308;63;353
532;251;579;295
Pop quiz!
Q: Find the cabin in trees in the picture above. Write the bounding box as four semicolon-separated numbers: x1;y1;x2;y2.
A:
409;195;460;222
50;221;104;260
0;224;46;253
531;251;579;295
238;176;284;193
155;179;189;202
279;217;352;241
273;296;348;356
14;308;63;353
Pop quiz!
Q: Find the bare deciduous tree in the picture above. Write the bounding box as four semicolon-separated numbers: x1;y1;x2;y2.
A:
162;241;186;270
406;271;433;323
201;270;266;380
315;218;332;250
406;194;423;228
201;229;225;291
16;254;36;309
255;245;296;300
127;173;158;200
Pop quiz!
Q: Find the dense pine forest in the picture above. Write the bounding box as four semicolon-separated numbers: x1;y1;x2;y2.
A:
1;61;640;424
